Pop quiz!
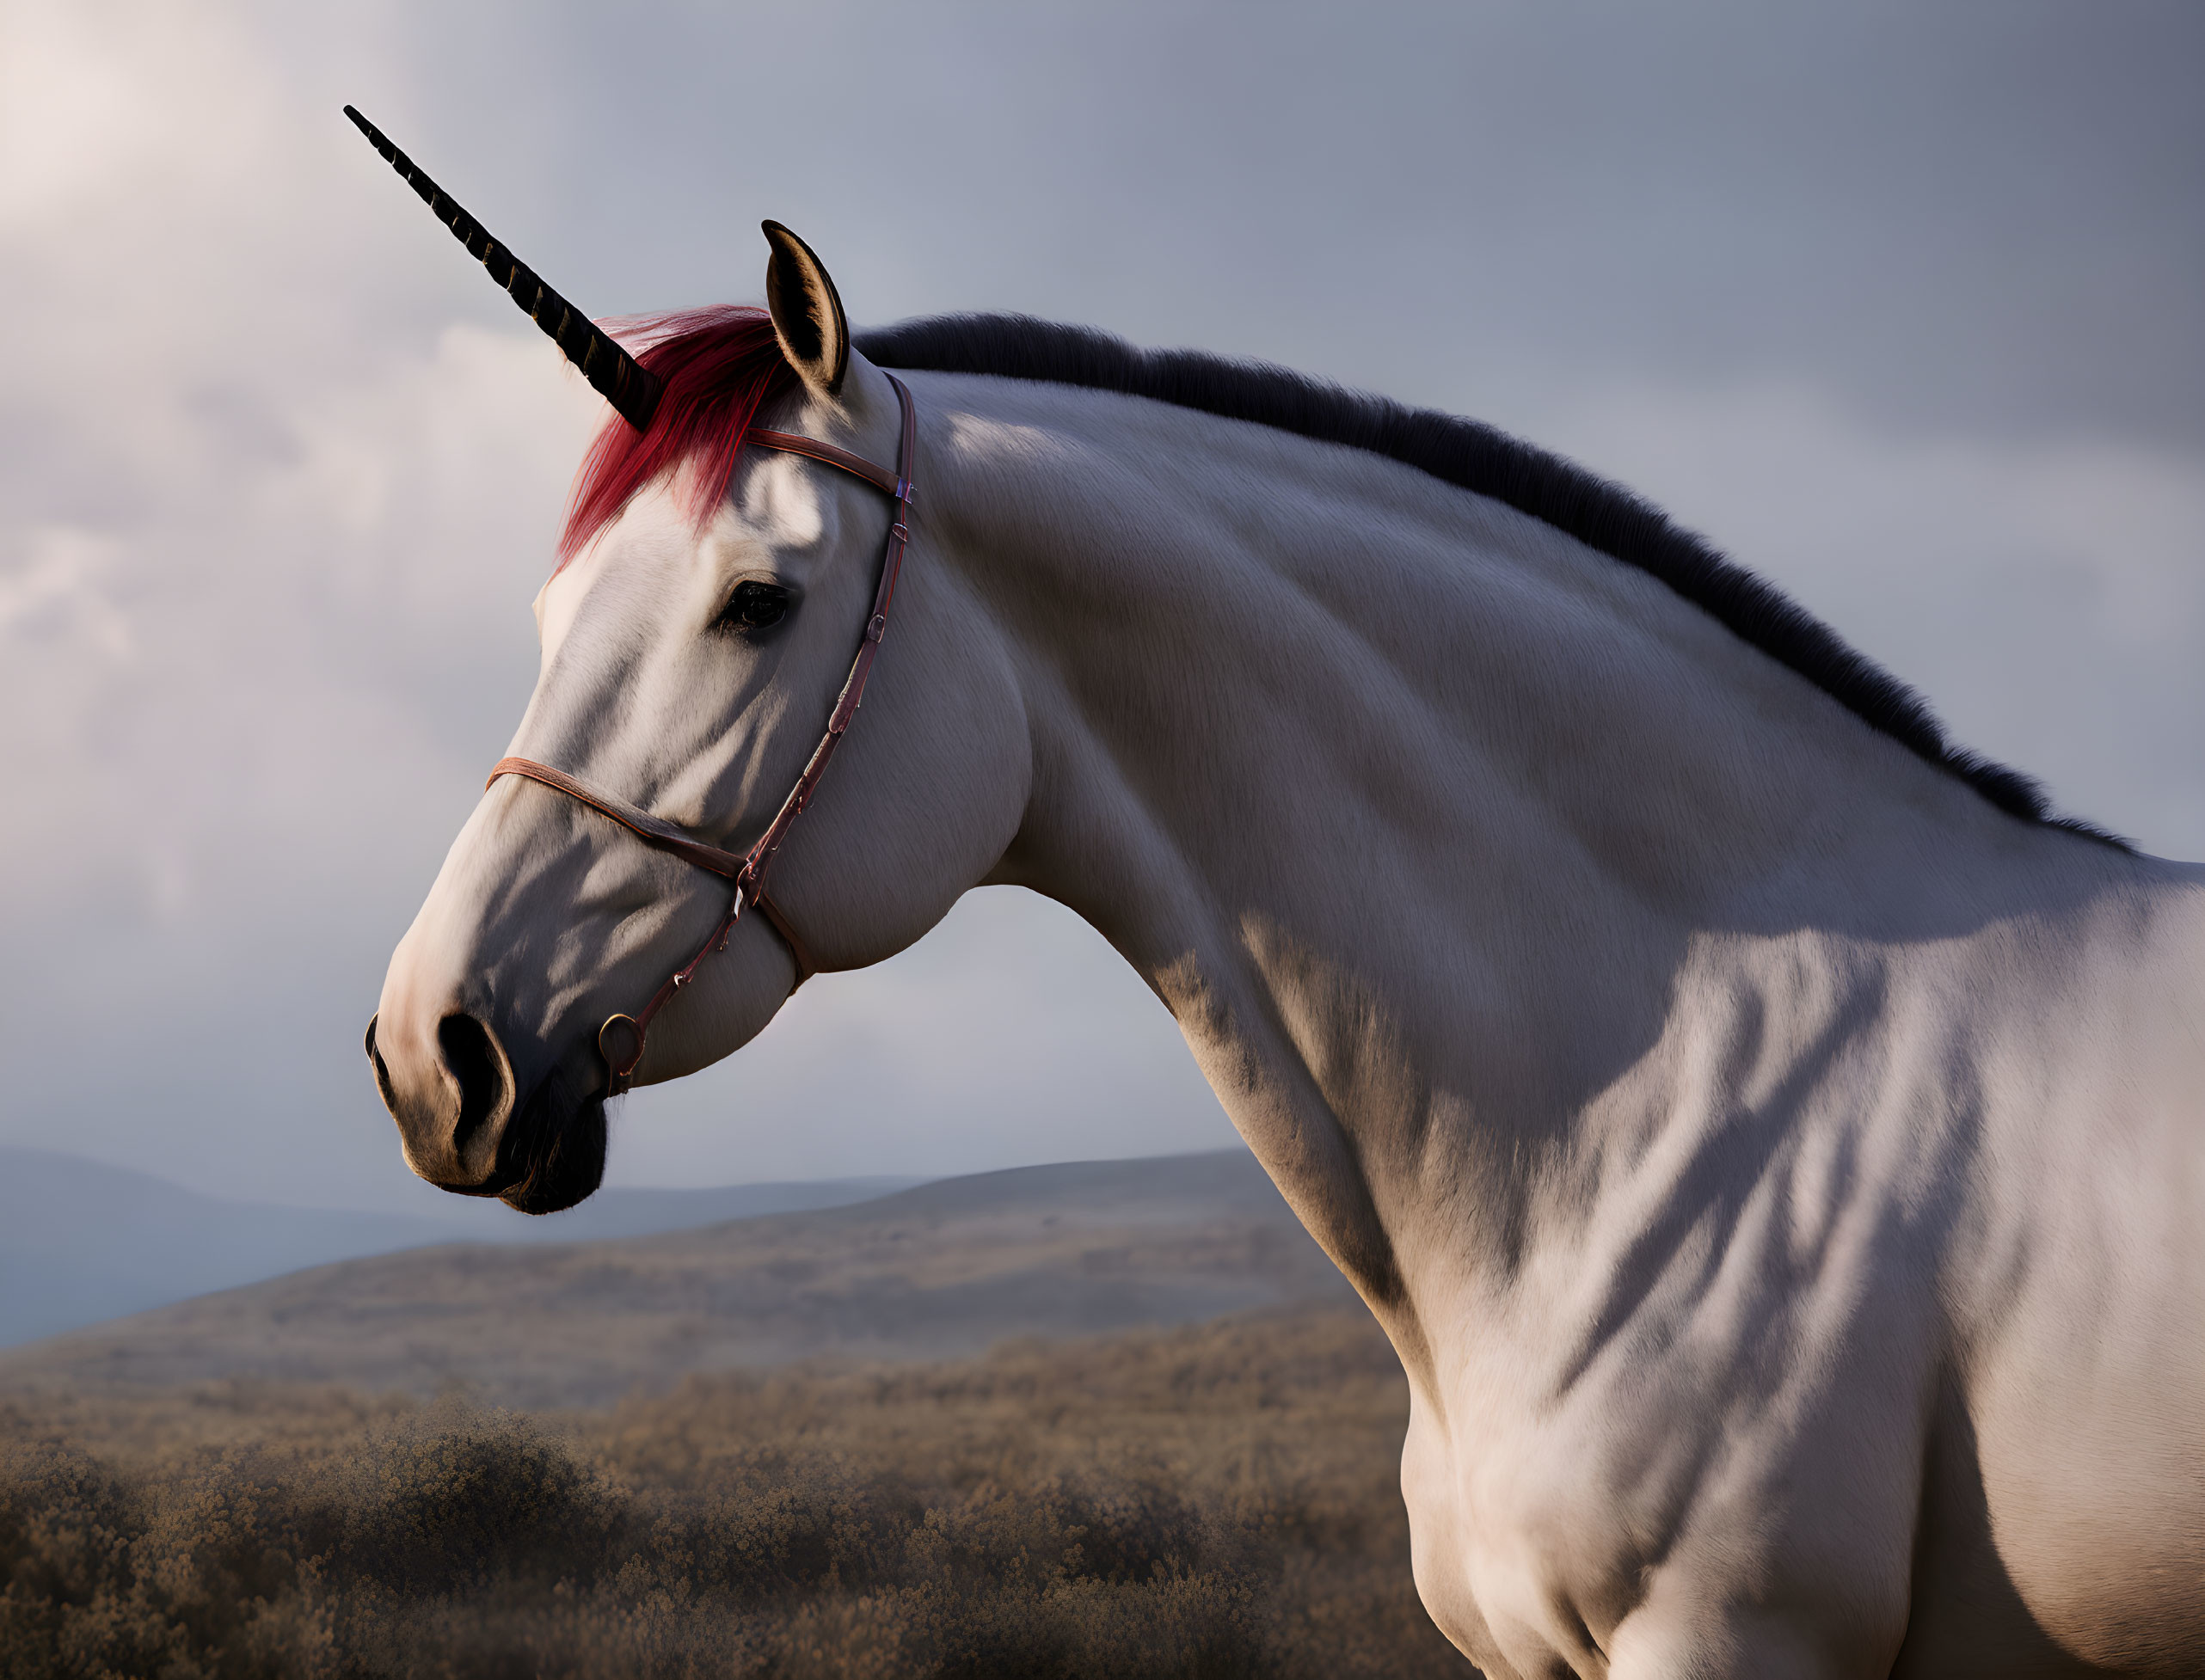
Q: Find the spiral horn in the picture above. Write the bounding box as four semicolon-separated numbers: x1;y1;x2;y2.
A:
343;105;662;432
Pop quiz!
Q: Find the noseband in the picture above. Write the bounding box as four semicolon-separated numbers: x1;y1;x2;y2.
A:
488;373;918;1098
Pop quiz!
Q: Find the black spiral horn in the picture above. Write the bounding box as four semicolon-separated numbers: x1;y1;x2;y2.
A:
343;105;662;432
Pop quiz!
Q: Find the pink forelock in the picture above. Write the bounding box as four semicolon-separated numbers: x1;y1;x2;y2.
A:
556;306;800;570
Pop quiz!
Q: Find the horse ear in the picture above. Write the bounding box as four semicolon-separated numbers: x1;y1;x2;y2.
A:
761;221;850;397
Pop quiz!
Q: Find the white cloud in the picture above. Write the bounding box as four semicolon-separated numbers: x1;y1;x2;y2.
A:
0;3;215;226
0;527;132;655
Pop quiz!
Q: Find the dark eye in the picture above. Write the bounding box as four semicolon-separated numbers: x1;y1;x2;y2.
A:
718;579;792;635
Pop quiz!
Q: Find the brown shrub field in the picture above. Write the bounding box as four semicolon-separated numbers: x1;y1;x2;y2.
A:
0;1306;1472;1678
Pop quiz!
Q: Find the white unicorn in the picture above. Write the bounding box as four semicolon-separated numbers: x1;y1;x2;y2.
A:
352;110;2203;1676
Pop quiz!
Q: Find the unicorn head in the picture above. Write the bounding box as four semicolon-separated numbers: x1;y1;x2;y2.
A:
353;110;1026;1211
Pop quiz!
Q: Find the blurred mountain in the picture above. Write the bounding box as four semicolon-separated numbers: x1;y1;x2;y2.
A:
0;1146;918;1347
0;1150;1355;1407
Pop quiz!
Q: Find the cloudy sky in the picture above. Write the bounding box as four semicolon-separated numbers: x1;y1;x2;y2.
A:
3;0;2199;1219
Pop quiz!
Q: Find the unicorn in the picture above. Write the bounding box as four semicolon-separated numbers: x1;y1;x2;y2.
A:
352;110;2203;1676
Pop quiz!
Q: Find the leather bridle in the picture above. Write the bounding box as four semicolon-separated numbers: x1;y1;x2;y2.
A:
487;373;918;1098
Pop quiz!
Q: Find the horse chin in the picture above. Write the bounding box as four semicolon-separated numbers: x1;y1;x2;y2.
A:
490;1063;608;1215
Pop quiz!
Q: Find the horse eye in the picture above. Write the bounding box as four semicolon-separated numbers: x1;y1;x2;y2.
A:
719;579;792;634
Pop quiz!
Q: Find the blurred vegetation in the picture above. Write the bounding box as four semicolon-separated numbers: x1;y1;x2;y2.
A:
0;1307;1471;1678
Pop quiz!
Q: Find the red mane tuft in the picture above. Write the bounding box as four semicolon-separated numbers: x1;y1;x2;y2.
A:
556;306;800;568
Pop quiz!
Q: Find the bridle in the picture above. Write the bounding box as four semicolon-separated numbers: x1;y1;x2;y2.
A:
487;373;918;1098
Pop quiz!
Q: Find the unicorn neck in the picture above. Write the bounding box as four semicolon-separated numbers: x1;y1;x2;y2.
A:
937;376;2124;1355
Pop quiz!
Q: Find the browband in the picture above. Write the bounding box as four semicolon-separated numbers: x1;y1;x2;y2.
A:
746;429;906;499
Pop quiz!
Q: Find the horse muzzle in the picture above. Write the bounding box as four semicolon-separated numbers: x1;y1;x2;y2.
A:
365;1008;608;1213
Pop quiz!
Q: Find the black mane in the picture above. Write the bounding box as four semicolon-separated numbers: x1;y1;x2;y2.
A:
857;313;2120;848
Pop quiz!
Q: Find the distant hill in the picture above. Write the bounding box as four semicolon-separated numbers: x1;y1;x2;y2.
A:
0;1145;918;1347
0;1151;1357;1408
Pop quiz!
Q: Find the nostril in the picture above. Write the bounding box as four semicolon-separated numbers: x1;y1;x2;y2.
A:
438;1013;509;1152
365;1014;399;1114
